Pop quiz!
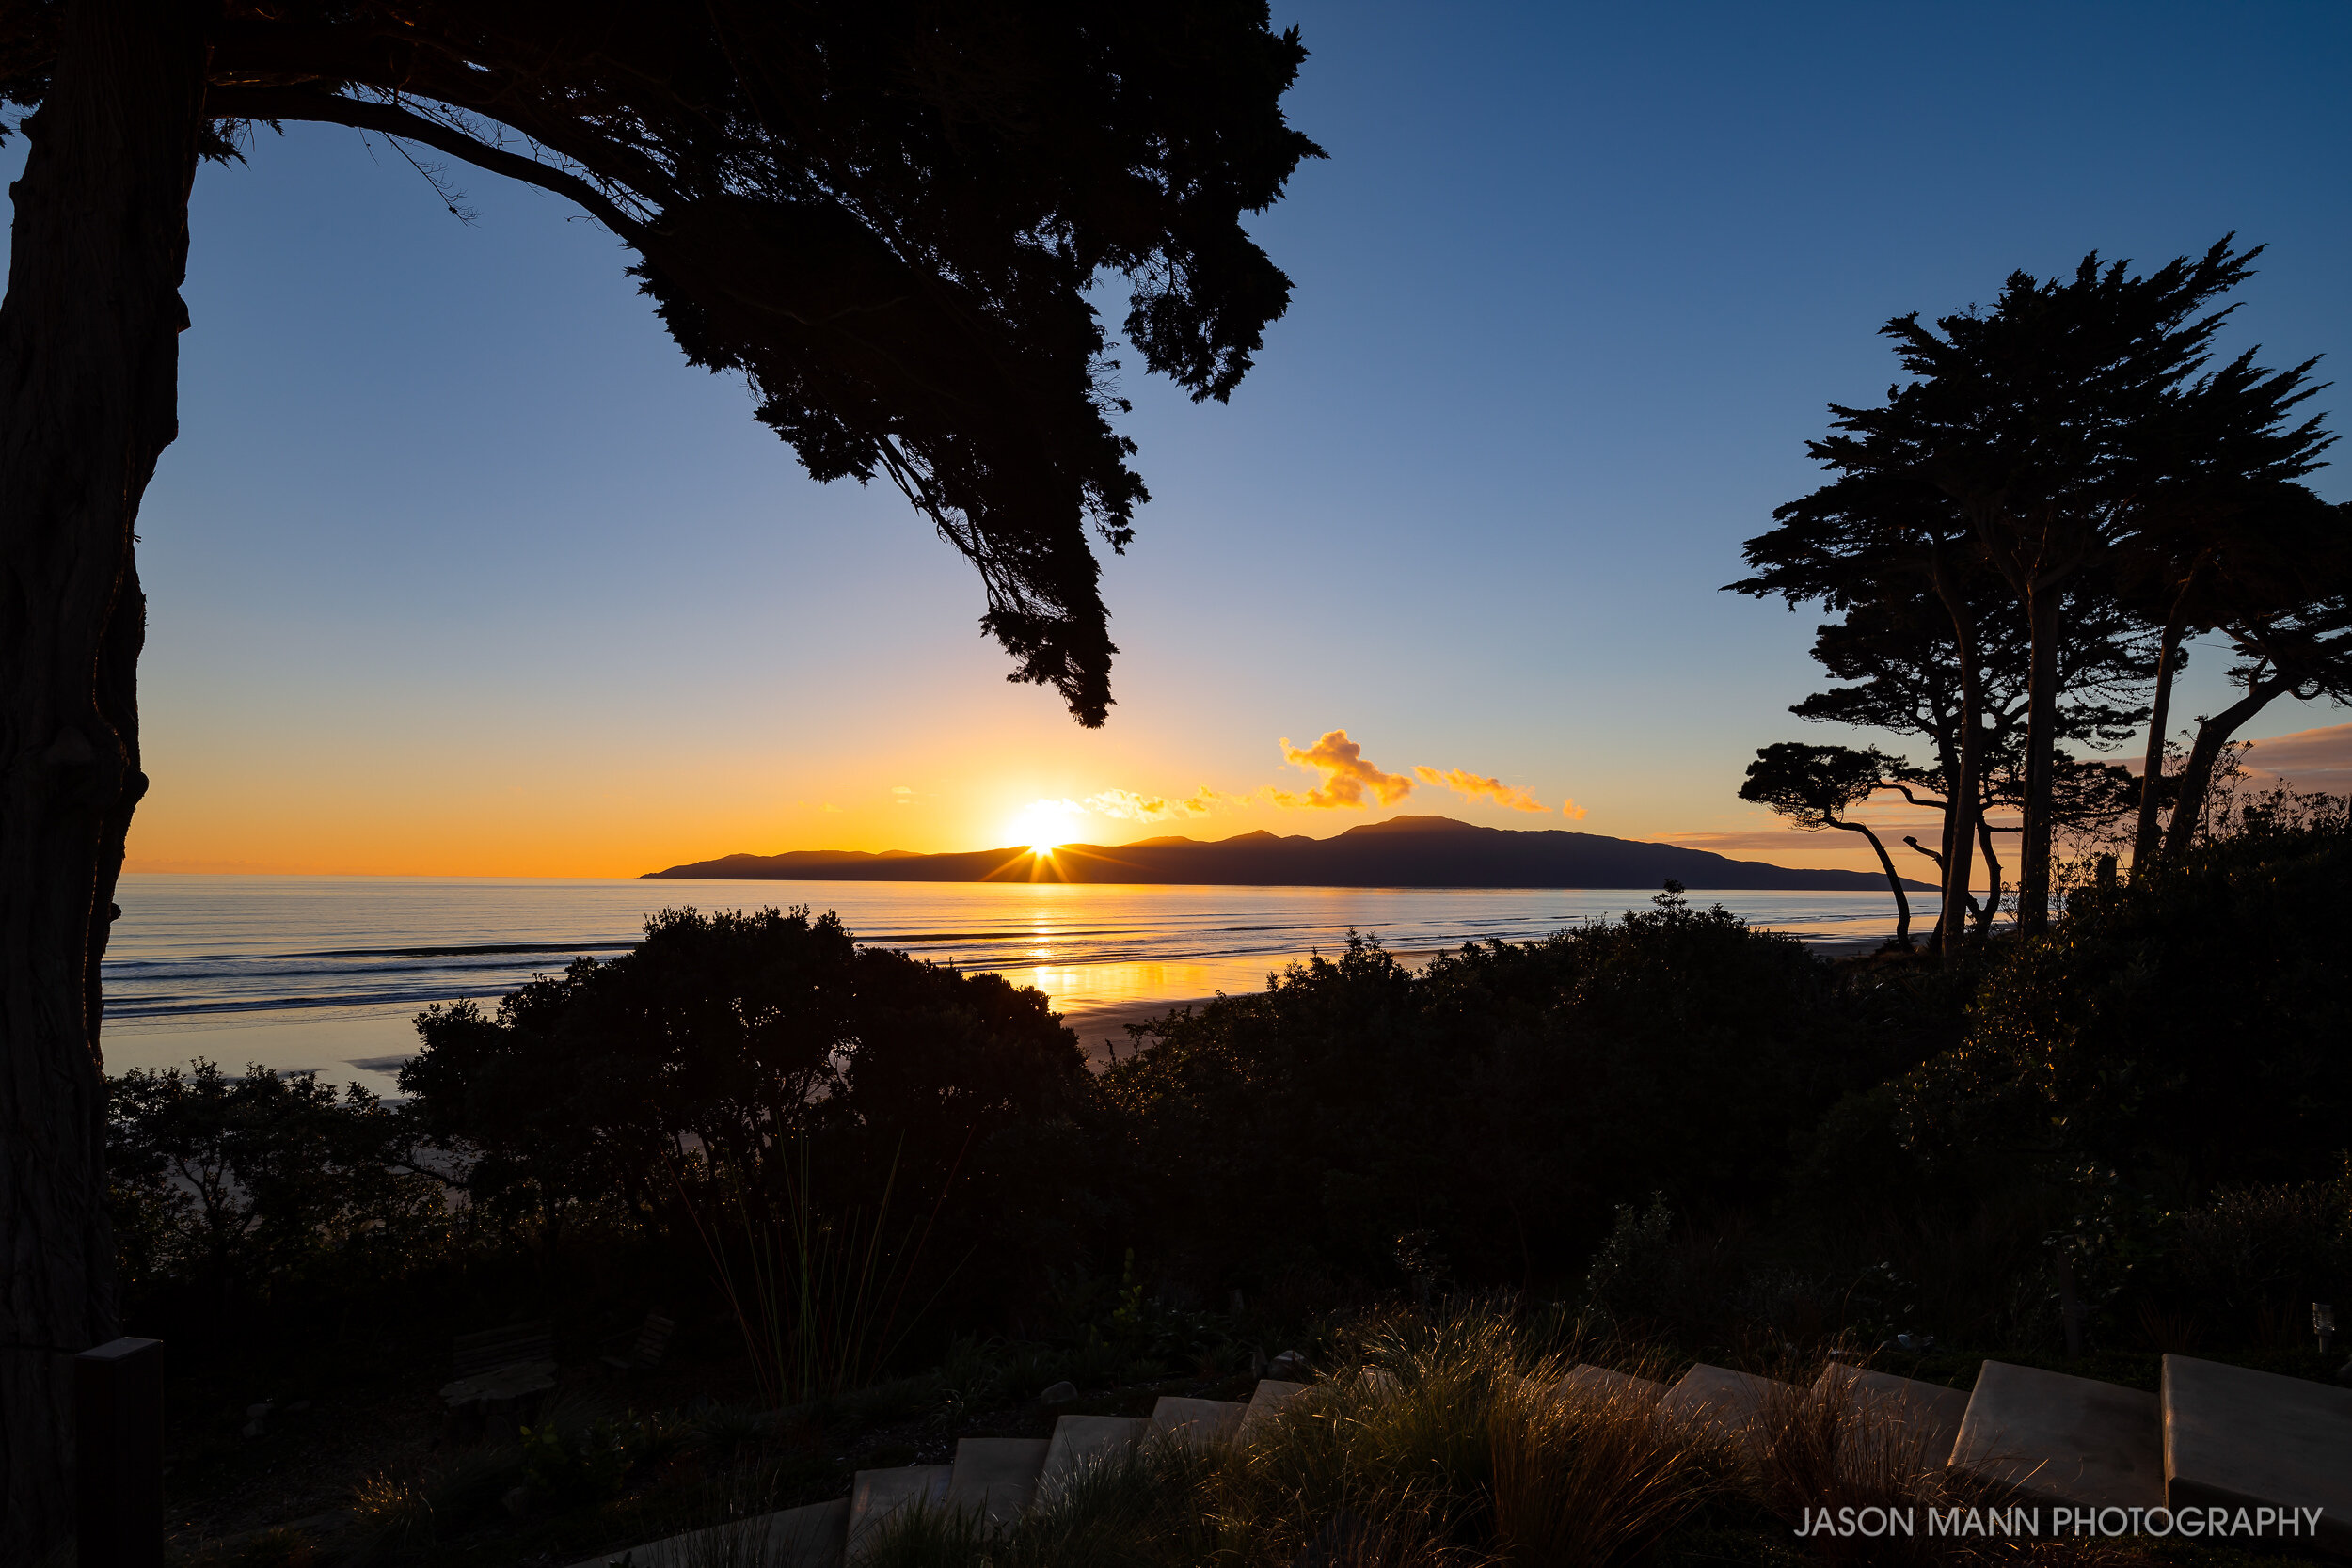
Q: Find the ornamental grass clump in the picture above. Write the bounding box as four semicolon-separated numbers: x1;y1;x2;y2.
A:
1487;1365;1730;1567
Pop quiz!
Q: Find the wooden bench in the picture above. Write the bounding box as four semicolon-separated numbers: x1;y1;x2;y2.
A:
451;1321;555;1381
440;1321;557;1433
602;1309;676;1378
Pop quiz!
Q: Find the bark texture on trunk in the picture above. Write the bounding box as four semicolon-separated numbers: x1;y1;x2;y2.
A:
0;2;204;1556
2159;671;2296;863
2131;615;2184;874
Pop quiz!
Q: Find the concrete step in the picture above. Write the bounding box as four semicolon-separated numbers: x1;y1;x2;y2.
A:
2162;1354;2352;1551
946;1436;1052;1525
1557;1364;1669;1405
1948;1360;2161;1510
1239;1378;1309;1435
1657;1364;1798;1447
1148;1394;1248;1446
564;1497;848;1568
846;1463;951;1555
1814;1363;1972;1465
1038;1413;1148;1498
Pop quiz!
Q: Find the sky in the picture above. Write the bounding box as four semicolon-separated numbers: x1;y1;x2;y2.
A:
10;3;2349;878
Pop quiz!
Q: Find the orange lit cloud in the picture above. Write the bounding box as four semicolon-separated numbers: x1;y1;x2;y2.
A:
1414;765;1548;813
1083;785;1242;821
1269;730;1416;809
1562;799;1588;820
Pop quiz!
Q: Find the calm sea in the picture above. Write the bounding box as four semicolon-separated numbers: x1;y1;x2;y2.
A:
103;876;1901;1090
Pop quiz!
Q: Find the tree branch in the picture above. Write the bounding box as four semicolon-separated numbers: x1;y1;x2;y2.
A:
205;86;645;240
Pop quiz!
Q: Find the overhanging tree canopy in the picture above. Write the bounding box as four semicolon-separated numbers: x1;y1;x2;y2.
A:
4;0;1321;723
0;3;1316;1553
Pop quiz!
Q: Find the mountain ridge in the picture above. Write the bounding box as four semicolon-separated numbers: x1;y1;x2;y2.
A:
644;814;1928;892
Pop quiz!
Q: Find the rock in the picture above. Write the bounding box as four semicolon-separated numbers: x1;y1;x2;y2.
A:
1266;1350;1308;1380
246;1402;275;1419
286;1400;311;1413
240;1420;266;1439
501;1485;533;1520
1038;1381;1078;1405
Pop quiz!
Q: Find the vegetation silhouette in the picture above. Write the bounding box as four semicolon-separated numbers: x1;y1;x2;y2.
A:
98;800;2352;1559
0;6;1315;1544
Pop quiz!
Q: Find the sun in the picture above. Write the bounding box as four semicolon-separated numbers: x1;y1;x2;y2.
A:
1009;799;1082;855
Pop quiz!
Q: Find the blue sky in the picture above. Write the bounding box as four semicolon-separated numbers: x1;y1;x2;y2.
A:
13;2;2345;873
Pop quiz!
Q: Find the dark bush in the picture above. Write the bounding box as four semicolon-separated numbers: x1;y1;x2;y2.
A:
400;907;1091;1227
1894;823;2352;1202
1097;889;1905;1294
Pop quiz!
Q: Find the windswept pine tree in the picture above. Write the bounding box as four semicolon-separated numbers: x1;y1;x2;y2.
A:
0;4;1317;1549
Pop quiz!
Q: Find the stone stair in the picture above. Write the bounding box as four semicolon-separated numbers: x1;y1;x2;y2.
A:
576;1355;2352;1566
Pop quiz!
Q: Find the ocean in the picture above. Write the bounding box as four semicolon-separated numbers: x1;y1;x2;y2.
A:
102;876;1902;1090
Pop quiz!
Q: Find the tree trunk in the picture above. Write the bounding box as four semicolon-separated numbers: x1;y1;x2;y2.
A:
0;2;205;1556
2159;669;2297;862
1974;816;2004;936
2131;612;2185;874
1836;821;1911;948
1930;555;1981;956
2017;582;2061;934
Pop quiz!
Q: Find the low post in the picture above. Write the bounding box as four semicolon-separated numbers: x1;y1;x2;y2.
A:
77;1337;164;1568
2057;1255;2086;1358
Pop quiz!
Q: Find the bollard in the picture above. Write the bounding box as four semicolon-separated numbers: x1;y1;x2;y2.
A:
76;1337;164;1568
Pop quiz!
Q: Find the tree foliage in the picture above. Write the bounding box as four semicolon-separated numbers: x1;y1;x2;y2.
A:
401;907;1089;1225
1;1;1321;723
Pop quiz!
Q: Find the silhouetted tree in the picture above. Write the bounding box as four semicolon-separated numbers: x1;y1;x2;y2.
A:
0;5;1315;1547
1790;582;2156;942
401;907;1087;1226
1864;240;2323;932
2117;492;2352;865
2159;586;2352;861
1744;239;2331;943
1733;455;1992;952
2110;359;2339;867
1739;742;1913;948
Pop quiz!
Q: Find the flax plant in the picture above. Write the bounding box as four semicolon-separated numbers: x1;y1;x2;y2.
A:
677;1139;961;1408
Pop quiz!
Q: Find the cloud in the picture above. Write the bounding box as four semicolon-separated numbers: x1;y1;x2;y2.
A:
2241;721;2352;784
1269;730;1416;809
1083;785;1235;821
1562;799;1588;820
1414;765;1548;813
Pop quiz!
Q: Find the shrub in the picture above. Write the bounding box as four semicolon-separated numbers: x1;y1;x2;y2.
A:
105;1059;452;1313
1897;823;2352;1204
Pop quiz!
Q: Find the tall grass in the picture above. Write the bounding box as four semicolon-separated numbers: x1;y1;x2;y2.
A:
677;1139;963;1408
